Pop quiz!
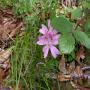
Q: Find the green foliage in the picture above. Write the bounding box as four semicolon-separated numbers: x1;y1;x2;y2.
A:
59;34;75;54
84;20;90;31
13;0;33;17
46;59;58;70
71;8;82;19
66;52;75;62
74;30;90;49
51;16;73;33
1;0;90;90
82;0;90;9
0;0;12;8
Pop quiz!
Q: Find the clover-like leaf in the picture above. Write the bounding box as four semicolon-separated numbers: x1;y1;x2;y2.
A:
71;8;82;19
51;16;73;33
59;34;75;54
74;30;90;49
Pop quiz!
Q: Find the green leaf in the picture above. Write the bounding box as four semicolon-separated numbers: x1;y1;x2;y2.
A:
74;30;90;49
84;20;90;31
59;34;75;54
83;1;90;9
51;16;73;33
71;8;82;19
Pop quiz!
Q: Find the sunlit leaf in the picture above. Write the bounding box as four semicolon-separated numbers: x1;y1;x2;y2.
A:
74;30;90;49
51;16;73;33
59;34;75;54
84;20;90;31
71;8;82;19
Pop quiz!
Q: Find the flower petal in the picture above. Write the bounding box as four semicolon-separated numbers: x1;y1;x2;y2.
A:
48;29;58;36
50;45;60;58
48;19;51;28
37;36;48;45
37;40;48;45
39;24;48;34
43;45;49;58
53;34;60;40
48;19;54;31
48;20;52;29
52;35;60;45
52;29;58;34
52;40;58;45
38;36;45;40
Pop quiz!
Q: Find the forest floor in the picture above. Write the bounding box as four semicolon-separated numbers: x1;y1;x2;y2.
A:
0;1;90;90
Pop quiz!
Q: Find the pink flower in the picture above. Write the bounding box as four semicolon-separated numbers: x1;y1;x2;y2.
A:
37;20;60;58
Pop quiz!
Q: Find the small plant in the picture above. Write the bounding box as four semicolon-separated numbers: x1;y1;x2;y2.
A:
37;20;60;58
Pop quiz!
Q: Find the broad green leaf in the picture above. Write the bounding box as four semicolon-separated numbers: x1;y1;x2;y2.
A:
71;8;82;19
59;34;75;54
51;16;73;33
74;30;90;49
84;20;90;31
83;1;90;9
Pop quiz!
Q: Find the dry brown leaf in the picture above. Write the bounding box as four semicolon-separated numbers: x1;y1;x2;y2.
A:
76;46;85;64
0;87;13;90
74;66;83;77
66;62;75;74
0;67;9;81
76;86;90;90
0;48;11;81
57;74;71;81
59;55;67;74
0;8;25;48
70;81;90;90
0;69;6;81
76;17;86;27
9;22;23;38
0;49;11;64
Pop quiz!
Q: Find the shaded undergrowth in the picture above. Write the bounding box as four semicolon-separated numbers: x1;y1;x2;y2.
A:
0;0;90;90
